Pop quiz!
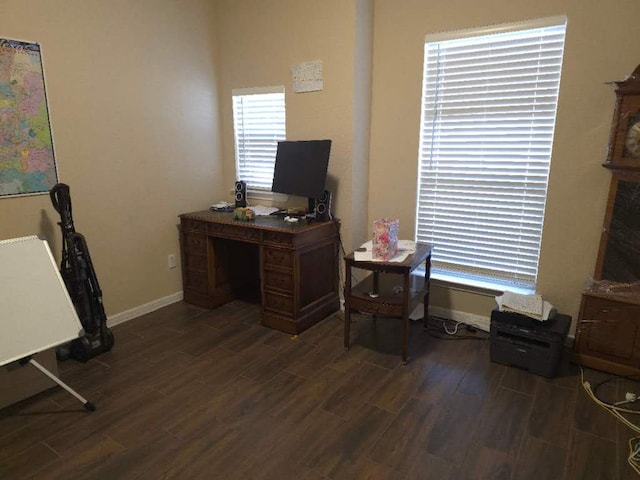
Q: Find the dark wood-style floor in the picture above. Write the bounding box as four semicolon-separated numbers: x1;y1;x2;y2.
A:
0;300;637;479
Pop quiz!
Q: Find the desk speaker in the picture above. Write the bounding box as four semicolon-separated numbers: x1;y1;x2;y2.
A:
235;181;247;207
315;190;332;221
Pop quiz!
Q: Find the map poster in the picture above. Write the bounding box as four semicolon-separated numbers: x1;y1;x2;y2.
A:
0;38;58;197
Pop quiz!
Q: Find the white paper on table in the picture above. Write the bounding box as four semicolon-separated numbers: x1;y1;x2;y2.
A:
354;240;413;263
250;205;280;216
354;250;411;262
354;250;373;261
398;240;416;252
359;240;373;251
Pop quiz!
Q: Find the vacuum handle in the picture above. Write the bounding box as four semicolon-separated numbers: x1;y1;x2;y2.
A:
50;183;71;215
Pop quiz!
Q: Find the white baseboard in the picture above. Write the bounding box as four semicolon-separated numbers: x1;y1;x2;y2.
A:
427;305;491;332
105;294;574;345
427;305;575;343
107;291;183;327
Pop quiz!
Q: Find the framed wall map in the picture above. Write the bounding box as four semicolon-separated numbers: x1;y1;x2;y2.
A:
0;38;58;197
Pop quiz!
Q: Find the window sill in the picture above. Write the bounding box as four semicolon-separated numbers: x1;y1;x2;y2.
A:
414;267;535;297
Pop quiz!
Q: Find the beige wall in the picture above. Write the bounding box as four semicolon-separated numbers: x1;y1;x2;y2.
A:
351;0;374;255
2;0;637;332
369;0;640;327
0;0;223;317
216;0;639;329
214;0;372;252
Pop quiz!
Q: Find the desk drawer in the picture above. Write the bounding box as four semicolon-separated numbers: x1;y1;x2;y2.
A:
184;270;208;294
263;269;294;292
263;231;294;247
577;295;640;362
208;223;261;242
183;233;207;254
264;291;294;316
184;251;207;271
182;219;207;234
263;247;294;269
349;295;403;317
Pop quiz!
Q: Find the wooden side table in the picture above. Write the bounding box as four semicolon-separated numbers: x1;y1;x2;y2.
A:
343;243;432;364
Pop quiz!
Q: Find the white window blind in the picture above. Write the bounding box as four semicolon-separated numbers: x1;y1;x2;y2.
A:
232;86;286;191
416;18;567;291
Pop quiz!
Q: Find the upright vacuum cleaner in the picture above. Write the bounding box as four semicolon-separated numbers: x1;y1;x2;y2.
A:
50;183;114;362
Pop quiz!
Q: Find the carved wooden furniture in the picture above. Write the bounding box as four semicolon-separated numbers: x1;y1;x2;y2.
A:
573;179;640;375
343;243;432;364
573;65;640;375
179;210;340;335
575;292;640;375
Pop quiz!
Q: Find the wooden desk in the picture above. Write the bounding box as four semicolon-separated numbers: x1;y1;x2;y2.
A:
179;210;340;335
343;243;432;364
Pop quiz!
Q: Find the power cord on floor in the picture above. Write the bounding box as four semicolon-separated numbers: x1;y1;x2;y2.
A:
591;373;640;413
424;316;489;340
630;438;640;476
580;366;640;476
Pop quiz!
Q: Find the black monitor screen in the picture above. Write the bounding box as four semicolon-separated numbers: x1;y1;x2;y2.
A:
271;140;331;199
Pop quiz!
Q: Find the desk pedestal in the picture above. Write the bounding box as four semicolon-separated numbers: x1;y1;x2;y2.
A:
180;211;340;335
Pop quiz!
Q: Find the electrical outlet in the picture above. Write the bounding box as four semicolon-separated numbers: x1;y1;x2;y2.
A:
168;253;176;269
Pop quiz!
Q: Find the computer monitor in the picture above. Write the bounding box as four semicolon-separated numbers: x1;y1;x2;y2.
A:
271;140;331;200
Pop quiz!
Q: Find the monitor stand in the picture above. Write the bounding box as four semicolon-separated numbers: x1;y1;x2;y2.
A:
270;208;306;218
285;207;306;216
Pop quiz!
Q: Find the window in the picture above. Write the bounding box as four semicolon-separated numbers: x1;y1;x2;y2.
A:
416;17;567;292
232;86;286;191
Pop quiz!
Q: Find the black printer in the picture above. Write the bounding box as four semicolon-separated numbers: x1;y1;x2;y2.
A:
490;308;571;378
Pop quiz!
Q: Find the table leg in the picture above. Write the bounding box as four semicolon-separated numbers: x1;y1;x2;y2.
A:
422;254;432;330
372;271;379;324
344;261;352;351
401;272;410;365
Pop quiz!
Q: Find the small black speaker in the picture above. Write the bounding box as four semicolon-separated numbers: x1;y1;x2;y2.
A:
235;181;247;207
314;190;332;221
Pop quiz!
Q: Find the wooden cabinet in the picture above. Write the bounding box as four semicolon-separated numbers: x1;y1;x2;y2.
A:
573;175;640;375
573;167;640;376
574;293;640;375
179;210;340;335
573;65;640;375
